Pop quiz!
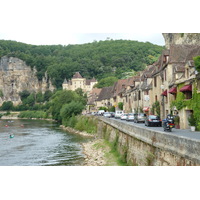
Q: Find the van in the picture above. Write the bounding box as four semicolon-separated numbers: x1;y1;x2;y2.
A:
98;110;105;115
115;111;124;118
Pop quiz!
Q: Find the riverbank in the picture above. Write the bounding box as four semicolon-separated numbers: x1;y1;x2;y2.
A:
81;139;120;166
60;125;120;166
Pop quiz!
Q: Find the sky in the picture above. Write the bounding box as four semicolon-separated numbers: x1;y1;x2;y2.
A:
1;0;198;47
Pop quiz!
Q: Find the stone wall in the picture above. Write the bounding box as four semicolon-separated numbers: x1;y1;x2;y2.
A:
97;117;200;166
0;56;55;105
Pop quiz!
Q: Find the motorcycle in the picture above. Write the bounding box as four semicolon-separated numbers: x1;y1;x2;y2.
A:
162;119;175;132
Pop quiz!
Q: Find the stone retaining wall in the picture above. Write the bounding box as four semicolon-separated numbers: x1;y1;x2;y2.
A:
97;117;200;166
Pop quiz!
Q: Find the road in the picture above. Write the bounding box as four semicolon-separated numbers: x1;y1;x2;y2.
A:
109;117;200;141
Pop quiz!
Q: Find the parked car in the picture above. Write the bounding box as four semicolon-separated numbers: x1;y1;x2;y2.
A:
98;110;105;115
91;112;97;115
109;112;115;118
115;111;124;118
134;113;147;123
145;115;162;127
103;112;111;118
126;113;136;121
120;113;128;120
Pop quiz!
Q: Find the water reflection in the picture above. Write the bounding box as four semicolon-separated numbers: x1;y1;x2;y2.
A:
0;119;88;166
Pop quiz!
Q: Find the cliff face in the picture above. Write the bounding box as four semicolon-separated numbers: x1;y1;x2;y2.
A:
162;33;200;49
0;56;55;105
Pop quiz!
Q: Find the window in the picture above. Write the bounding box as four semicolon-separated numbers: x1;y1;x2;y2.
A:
185;92;192;99
186;68;189;78
155;95;157;102
154;77;157;87
164;70;167;81
138;91;141;100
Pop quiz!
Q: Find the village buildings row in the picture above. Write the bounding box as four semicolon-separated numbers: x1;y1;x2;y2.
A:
86;44;200;130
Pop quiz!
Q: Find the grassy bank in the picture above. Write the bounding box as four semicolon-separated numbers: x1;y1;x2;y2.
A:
64;115;128;166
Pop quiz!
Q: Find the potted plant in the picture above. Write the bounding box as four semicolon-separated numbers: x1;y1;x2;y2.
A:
174;115;180;129
188;114;196;131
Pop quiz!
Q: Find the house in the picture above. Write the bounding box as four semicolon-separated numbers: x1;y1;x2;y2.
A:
86;88;102;113
62;72;97;95
95;86;114;110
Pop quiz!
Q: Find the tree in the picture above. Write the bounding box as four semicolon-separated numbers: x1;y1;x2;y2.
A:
94;76;118;88
194;56;200;72
118;102;123;110
60;101;84;119
19;90;30;101
0;101;13;111
36;92;44;103
50;90;81;121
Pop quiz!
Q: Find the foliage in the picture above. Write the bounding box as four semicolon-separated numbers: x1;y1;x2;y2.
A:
0;101;13;111
170;83;200;130
118;102;123;110
49;90;86;122
99;107;108;111
18;111;49;119
0;89;3;97
108;106;115;112
60;101;85;121
0;39;164;88
174;115;180;125
94;76;118;88
193;56;200;72
151;101;160;116
74;115;98;134
188;114;196;126
19;90;30;101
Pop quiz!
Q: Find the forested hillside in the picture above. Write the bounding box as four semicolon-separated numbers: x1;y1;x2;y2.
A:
0;39;164;88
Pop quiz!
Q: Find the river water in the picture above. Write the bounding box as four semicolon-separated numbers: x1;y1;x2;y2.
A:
0;119;88;166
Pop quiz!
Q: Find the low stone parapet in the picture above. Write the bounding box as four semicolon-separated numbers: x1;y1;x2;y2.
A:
98;117;200;166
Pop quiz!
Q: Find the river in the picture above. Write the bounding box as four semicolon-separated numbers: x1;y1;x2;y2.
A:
0;119;88;166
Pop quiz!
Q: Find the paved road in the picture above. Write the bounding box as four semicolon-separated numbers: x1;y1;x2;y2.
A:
110;117;200;141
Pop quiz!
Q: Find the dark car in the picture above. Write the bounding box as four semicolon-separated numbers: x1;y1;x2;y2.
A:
145;115;162;127
134;113;146;123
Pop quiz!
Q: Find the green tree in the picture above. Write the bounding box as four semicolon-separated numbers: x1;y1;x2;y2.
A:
95;76;118;88
19;90;30;101
36;92;44;103
194;56;200;72
50;90;82;121
118;102;123;110
60;101;84;120
0;101;13;111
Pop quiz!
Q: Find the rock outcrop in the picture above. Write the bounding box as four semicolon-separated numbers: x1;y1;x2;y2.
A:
162;33;200;49
0;56;55;105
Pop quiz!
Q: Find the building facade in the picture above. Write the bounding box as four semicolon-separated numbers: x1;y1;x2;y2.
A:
62;72;97;95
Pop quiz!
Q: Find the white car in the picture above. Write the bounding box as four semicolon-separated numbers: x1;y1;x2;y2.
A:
115;111;124;118
126;113;135;121
120;113;128;120
103;112;111;118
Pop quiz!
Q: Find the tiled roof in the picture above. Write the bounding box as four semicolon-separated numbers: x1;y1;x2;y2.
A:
86;78;97;85
73;72;83;79
96;86;114;101
169;45;200;64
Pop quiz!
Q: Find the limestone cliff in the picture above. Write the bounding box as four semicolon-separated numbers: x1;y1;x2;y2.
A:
0;56;55;105
162;33;200;49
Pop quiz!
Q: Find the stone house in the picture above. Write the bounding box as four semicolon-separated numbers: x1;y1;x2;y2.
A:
168;45;200;129
86;88;102;113
95;86;114;110
62;72;97;95
149;45;200;128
